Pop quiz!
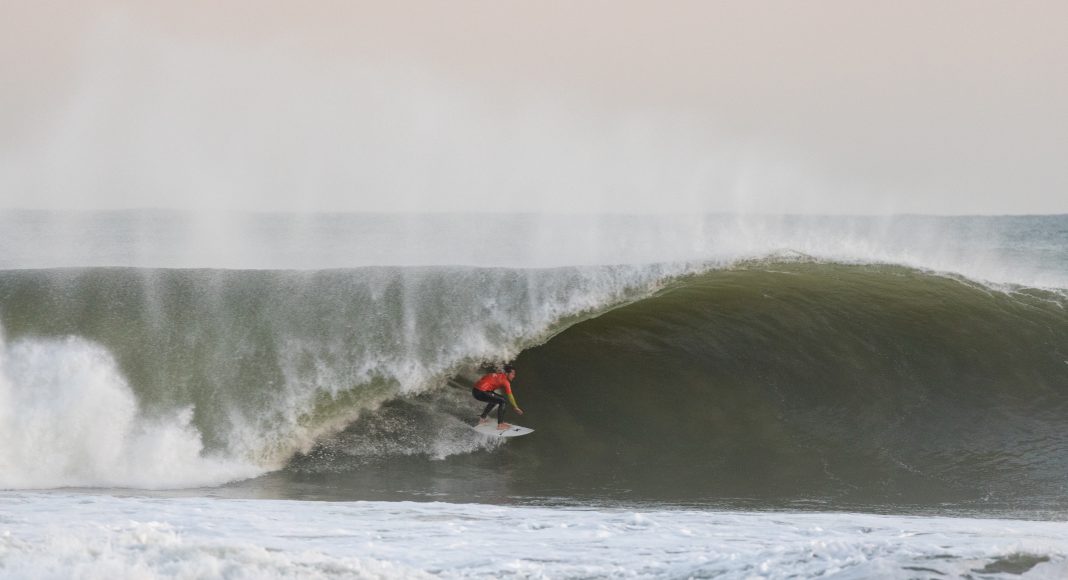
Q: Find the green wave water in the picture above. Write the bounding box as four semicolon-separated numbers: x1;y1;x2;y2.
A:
288;263;1068;510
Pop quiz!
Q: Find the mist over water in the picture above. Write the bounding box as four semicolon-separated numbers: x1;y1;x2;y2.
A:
1;15;736;216
4;3;1067;216
2;211;1066;286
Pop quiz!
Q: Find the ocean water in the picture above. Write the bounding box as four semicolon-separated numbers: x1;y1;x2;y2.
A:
1;211;1067;578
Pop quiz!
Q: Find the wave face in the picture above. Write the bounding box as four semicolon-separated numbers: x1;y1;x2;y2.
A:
2;212;1067;510
290;263;1068;509
512;264;1068;506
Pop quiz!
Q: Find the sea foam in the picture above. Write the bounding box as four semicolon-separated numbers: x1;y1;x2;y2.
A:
2;493;1067;579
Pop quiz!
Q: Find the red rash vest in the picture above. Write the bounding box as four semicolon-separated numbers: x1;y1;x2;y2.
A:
474;372;512;395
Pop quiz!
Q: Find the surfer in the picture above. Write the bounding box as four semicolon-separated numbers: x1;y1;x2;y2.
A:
473;364;524;430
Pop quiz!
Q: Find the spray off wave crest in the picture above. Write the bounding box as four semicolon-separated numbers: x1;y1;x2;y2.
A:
2;212;1067;290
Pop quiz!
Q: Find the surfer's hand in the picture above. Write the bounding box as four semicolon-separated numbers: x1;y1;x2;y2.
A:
515;408;524;416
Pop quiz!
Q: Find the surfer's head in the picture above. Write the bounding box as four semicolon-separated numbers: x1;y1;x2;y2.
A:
503;364;516;379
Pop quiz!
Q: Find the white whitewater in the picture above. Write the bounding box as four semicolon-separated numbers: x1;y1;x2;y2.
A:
1;493;1066;579
0;332;262;489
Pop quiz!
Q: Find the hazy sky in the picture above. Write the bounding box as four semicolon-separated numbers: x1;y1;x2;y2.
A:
1;1;1066;214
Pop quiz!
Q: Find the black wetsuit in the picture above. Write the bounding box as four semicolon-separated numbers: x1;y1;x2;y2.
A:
472;388;508;423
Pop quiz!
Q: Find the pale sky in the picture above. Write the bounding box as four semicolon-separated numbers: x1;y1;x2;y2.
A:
1;1;1066;214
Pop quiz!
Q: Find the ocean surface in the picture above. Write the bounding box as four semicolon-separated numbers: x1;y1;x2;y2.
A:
2;211;1067;578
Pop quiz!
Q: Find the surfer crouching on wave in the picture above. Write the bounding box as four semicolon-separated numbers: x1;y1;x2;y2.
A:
473;364;524;430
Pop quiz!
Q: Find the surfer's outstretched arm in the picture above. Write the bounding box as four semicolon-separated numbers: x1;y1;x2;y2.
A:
507;392;523;415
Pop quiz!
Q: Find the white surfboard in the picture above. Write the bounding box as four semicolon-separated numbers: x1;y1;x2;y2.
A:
471;423;534;438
